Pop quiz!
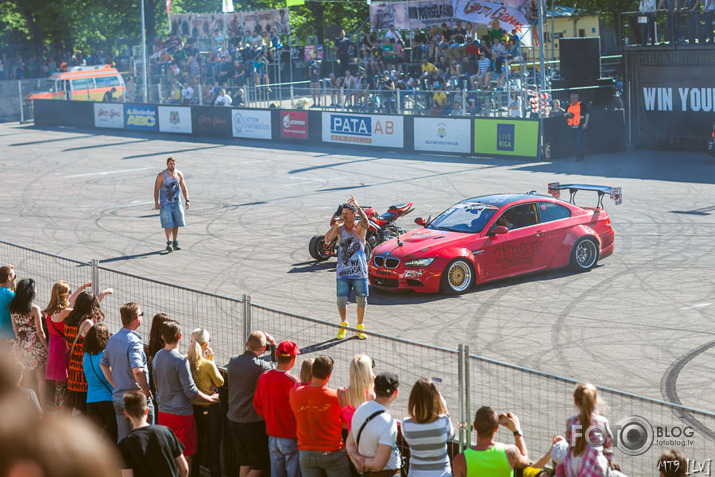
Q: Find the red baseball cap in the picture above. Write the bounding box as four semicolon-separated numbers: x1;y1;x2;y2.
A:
277;340;300;357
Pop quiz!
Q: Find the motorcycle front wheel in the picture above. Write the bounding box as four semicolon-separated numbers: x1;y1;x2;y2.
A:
309;235;332;261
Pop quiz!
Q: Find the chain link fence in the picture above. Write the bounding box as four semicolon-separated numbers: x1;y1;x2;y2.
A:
2;239;713;475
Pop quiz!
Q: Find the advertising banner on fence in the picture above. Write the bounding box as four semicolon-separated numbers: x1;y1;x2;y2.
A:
322;113;404;148
414;118;470;153
192;107;232;138
636;65;715;139
452;0;530;33
124;104;157;131
474;119;538;157
232;110;272;139
93;103;124;129
158;106;192;134
281;111;308;139
370;0;454;30
170;9;289;38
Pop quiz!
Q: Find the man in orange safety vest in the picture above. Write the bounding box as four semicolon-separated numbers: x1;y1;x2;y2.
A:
565;93;590;161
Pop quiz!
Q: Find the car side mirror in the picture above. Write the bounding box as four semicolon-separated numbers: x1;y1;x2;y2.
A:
414;217;426;226
492;225;509;235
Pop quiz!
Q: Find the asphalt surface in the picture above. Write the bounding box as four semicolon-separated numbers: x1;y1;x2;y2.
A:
1;122;714;418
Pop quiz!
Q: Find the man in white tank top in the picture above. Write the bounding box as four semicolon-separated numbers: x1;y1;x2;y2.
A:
324;195;369;340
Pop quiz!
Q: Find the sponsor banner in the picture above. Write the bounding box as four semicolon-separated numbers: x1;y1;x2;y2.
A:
232;110;272;140
93;103;124;129
371;0;534;29
192;106;232;138
473;118;538;157
281;111;308;139
452;0;529;33
124;104;157;131
158;106;193;134
636;65;715;138
370;0;454;30
322;113;403;148
170;9;289;38
414;118;470;153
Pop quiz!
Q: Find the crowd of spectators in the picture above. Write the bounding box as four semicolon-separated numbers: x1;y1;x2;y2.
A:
0;263;697;477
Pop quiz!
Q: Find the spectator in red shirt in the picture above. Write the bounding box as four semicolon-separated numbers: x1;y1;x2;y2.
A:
289;355;350;477
254;340;301;477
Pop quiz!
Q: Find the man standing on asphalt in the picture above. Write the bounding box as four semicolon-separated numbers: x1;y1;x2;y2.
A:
154;157;190;253
452;407;530;477
289;355;350;477
347;372;402;476
227;330;276;477
323;194;369;340
335;29;352;77
565;93;589;161
254;340;301;477
0;265;16;344
100;302;153;442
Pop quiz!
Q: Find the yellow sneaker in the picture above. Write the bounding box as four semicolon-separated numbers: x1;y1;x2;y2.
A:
337;322;348;339
355;324;367;340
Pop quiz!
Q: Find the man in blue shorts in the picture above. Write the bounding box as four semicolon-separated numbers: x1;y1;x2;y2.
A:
324;194;369;340
154;157;190;252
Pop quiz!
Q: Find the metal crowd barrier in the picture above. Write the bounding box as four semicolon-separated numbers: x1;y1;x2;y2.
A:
1;239;713;476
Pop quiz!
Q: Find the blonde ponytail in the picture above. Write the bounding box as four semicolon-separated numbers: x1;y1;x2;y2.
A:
187;328;209;377
573;382;598;456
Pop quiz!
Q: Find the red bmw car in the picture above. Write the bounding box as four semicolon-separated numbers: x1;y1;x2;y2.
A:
368;183;622;294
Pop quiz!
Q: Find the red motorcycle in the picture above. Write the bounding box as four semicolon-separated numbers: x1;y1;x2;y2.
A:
309;202;414;261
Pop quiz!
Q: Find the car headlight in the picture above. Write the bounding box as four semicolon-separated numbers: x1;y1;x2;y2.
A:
405;258;435;267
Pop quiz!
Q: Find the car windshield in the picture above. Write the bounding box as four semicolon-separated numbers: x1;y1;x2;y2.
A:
427;201;499;233
35;79;59;92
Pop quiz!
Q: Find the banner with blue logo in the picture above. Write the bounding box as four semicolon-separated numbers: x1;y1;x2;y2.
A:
124;105;157;131
474;119;539;157
414;118;470;153
322;113;403;148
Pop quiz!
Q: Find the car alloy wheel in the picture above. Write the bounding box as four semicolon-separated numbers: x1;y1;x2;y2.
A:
571;237;598;271
442;259;473;294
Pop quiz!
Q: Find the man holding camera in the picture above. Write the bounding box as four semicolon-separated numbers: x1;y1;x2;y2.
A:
452;407;530;477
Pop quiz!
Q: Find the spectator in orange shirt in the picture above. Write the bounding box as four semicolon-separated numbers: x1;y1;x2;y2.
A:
289;355;350;477
254;341;301;477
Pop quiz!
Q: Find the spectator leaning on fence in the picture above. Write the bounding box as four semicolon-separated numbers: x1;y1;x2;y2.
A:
289;355;351;477
227;330;276;477
100;302;153;442
254;340;301;477
401;378;455;477
153;320;219;472
0;265;17;343
452;407;530;477
187;328;224;477
8;278;48;410
83;322;118;443
346;371;402;477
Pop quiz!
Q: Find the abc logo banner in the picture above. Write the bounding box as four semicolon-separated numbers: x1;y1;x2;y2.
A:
124;105;157;131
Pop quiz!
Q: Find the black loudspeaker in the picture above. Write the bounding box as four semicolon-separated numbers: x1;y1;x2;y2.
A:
560;37;600;84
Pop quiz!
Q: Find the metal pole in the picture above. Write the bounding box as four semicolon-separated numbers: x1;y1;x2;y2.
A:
18;81;24;124
287;5;294;86
465;344;471;450
550;0;555;60
91;259;99;296
627;80;633;148
538;0;546;90
141;0;149;103
458;344;465;453
242;294;251;344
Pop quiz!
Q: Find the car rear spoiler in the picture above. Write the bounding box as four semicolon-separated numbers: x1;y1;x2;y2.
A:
547;183;622;208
